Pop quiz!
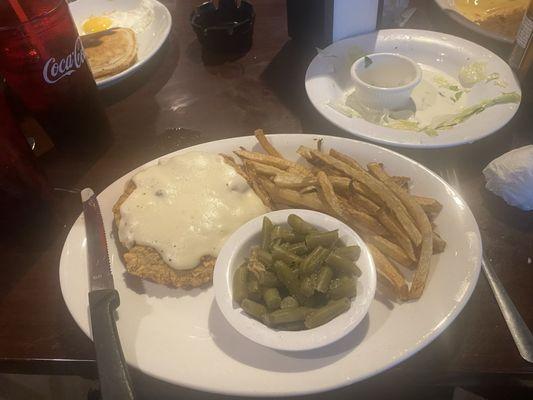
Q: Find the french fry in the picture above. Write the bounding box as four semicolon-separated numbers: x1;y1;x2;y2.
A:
308;148;422;246
220;154;249;181
390;176;411;190
298;146;351;179
222;154;274;209
348;192;381;215
365;235;414;267
273;174;350;192
351;181;385;207
246;161;286;177
272;174;309;188
235;149;311;176
413;195;444;215
296;145;315;163
368;243;409;301
376;209;416;261
243;163;274;210
367;162;433;299
316;171;350;217
259;177;327;212
338;197;388;235
254;129;283;158
299;185;316;194
317;172;387;235
316;137;324;151
433;231;447;254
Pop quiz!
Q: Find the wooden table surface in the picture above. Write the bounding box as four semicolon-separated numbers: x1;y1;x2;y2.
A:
1;1;532;398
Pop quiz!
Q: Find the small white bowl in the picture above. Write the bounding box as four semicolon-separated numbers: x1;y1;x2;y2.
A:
350;52;422;110
213;209;376;352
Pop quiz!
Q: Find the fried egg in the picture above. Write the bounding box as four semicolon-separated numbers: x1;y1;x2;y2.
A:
81;0;155;35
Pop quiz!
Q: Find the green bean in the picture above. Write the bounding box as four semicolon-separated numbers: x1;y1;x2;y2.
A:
328;276;357;300
272;225;304;243
305;230;339;250
303;293;327;308
241;298;267;320
316;267;333;293
272;244;303;265
301;246;330;276
232;264;248;303
261;217;273;250
326;252;360;276
271;238;283;248
300;276;316;298
256;249;273;267
286;241;308;255
280;231;304;243
263;287;281;311
246;279;262;302
280;296;299;309
334;245;361;261
271;225;283;241
264;307;314;326
273;260;304;303
304;297;351;329
258;271;280;288
287;214;316;235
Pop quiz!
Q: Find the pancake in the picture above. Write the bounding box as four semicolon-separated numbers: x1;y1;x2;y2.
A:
113;181;215;288
81;27;137;79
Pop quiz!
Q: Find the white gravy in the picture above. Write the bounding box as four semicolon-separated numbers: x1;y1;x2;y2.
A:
118;151;268;270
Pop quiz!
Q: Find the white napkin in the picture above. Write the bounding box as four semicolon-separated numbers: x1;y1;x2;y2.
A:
482;145;533;211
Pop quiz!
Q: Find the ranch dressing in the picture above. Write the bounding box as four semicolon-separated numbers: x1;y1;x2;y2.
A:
118;152;268;270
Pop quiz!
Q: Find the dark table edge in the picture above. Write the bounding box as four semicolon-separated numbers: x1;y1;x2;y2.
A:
0;358;97;378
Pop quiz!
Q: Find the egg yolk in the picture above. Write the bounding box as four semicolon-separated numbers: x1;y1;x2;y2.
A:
82;16;113;34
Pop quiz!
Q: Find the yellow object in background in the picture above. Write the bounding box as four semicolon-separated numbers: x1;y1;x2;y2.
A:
455;0;529;39
82;16;113;34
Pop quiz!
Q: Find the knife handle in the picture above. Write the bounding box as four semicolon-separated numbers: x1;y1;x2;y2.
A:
89;289;135;400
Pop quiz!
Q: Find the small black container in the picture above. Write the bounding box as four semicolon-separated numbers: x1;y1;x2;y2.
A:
190;0;255;53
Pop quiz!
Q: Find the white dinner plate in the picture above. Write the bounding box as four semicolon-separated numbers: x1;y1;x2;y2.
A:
434;0;516;43
305;29;521;149
69;0;172;89
60;134;482;397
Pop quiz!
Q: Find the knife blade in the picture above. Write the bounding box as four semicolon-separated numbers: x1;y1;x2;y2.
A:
81;188;136;399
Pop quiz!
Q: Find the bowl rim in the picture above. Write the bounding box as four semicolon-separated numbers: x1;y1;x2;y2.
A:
213;208;377;352
350;52;422;92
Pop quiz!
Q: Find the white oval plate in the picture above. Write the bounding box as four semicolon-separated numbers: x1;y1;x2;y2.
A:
214;209;377;352
69;0;172;89
434;0;516;44
59;134;482;397
305;29;521;148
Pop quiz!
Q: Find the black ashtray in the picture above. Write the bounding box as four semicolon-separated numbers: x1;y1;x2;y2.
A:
190;0;255;53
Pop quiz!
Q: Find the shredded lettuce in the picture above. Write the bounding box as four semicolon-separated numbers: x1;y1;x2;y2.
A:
327;101;359;118
459;61;487;86
328;91;520;137
385;119;420;131
485;72;500;83
431;92;521;130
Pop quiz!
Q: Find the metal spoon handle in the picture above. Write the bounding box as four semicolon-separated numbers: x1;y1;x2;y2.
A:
482;258;533;363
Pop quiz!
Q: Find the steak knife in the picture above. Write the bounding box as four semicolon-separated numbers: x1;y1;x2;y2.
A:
81;188;136;400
